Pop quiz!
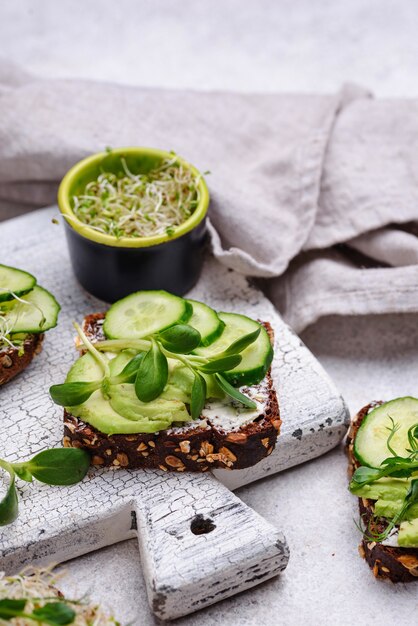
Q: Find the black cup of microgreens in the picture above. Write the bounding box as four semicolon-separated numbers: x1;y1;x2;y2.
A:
58;147;210;302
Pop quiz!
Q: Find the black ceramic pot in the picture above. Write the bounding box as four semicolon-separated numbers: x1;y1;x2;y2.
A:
58;147;210;302
63;217;208;302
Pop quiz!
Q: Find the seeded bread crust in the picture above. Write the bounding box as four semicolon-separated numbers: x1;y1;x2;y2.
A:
63;314;281;472
0;334;44;386
347;402;418;582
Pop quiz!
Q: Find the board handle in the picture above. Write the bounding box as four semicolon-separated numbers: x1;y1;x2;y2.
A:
133;471;289;620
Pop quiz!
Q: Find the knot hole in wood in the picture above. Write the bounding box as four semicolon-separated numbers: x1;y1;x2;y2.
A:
190;514;216;535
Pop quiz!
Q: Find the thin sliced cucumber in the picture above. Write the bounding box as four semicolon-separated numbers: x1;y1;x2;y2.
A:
354;397;418;468
186;299;225;347
194;312;273;387
5;285;60;333
103;290;192;339
0;264;36;302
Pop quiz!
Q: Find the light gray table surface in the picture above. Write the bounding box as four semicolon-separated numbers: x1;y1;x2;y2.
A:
54;312;418;626
1;2;418;624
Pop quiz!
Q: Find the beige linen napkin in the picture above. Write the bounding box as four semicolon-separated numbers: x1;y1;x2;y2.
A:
0;62;417;331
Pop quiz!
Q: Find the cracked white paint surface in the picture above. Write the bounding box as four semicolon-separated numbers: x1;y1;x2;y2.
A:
0;207;346;619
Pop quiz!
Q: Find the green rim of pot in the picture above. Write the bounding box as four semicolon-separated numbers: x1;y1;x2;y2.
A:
57;147;210;248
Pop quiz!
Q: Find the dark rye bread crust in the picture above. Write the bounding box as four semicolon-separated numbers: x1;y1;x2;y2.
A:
63;314;281;472
0;334;44;385
347;402;418;582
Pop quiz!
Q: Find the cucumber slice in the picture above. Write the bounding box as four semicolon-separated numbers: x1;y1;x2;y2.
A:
354;397;418;468
4;285;60;333
194;312;273;387
186;299;225;347
103;290;192;339
0;264;36;302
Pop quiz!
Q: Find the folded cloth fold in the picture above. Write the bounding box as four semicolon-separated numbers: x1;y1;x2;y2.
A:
0;62;417;331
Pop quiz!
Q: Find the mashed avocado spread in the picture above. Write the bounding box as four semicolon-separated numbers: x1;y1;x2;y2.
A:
65;351;224;435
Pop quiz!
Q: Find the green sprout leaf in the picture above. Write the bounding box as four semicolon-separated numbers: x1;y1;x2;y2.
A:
380;456;409;466
110;353;145;384
50;381;101;407
350;466;382;486
0;598;27;619
220;328;261;356
0;448;90;527
32;602;76;625
157;324;201;354
135;338;168;402
190;372;207;420
0;599;76;625
214;373;257;409
0;465;18;526
24;448;90;486
198;354;242;374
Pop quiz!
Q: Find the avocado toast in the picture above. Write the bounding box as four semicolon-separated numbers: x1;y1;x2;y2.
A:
348;398;418;581
52;291;281;472
0;264;60;385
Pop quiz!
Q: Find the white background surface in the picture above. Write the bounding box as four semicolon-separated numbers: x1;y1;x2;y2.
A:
1;2;418;624
1;0;418;97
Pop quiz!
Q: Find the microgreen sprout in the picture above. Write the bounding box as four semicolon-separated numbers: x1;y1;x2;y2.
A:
0;448;90;527
0;567;120;625
0;291;45;352
71;157;201;239
0;597;76;624
0;311;18;350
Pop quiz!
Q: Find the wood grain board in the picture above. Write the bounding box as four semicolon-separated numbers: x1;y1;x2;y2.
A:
0;208;348;619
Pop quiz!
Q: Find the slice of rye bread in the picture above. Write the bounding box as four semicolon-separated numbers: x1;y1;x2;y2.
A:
63;313;281;472
0;334;44;386
347;402;418;582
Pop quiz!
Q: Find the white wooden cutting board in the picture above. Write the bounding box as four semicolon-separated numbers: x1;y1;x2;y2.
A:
0;208;348;620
